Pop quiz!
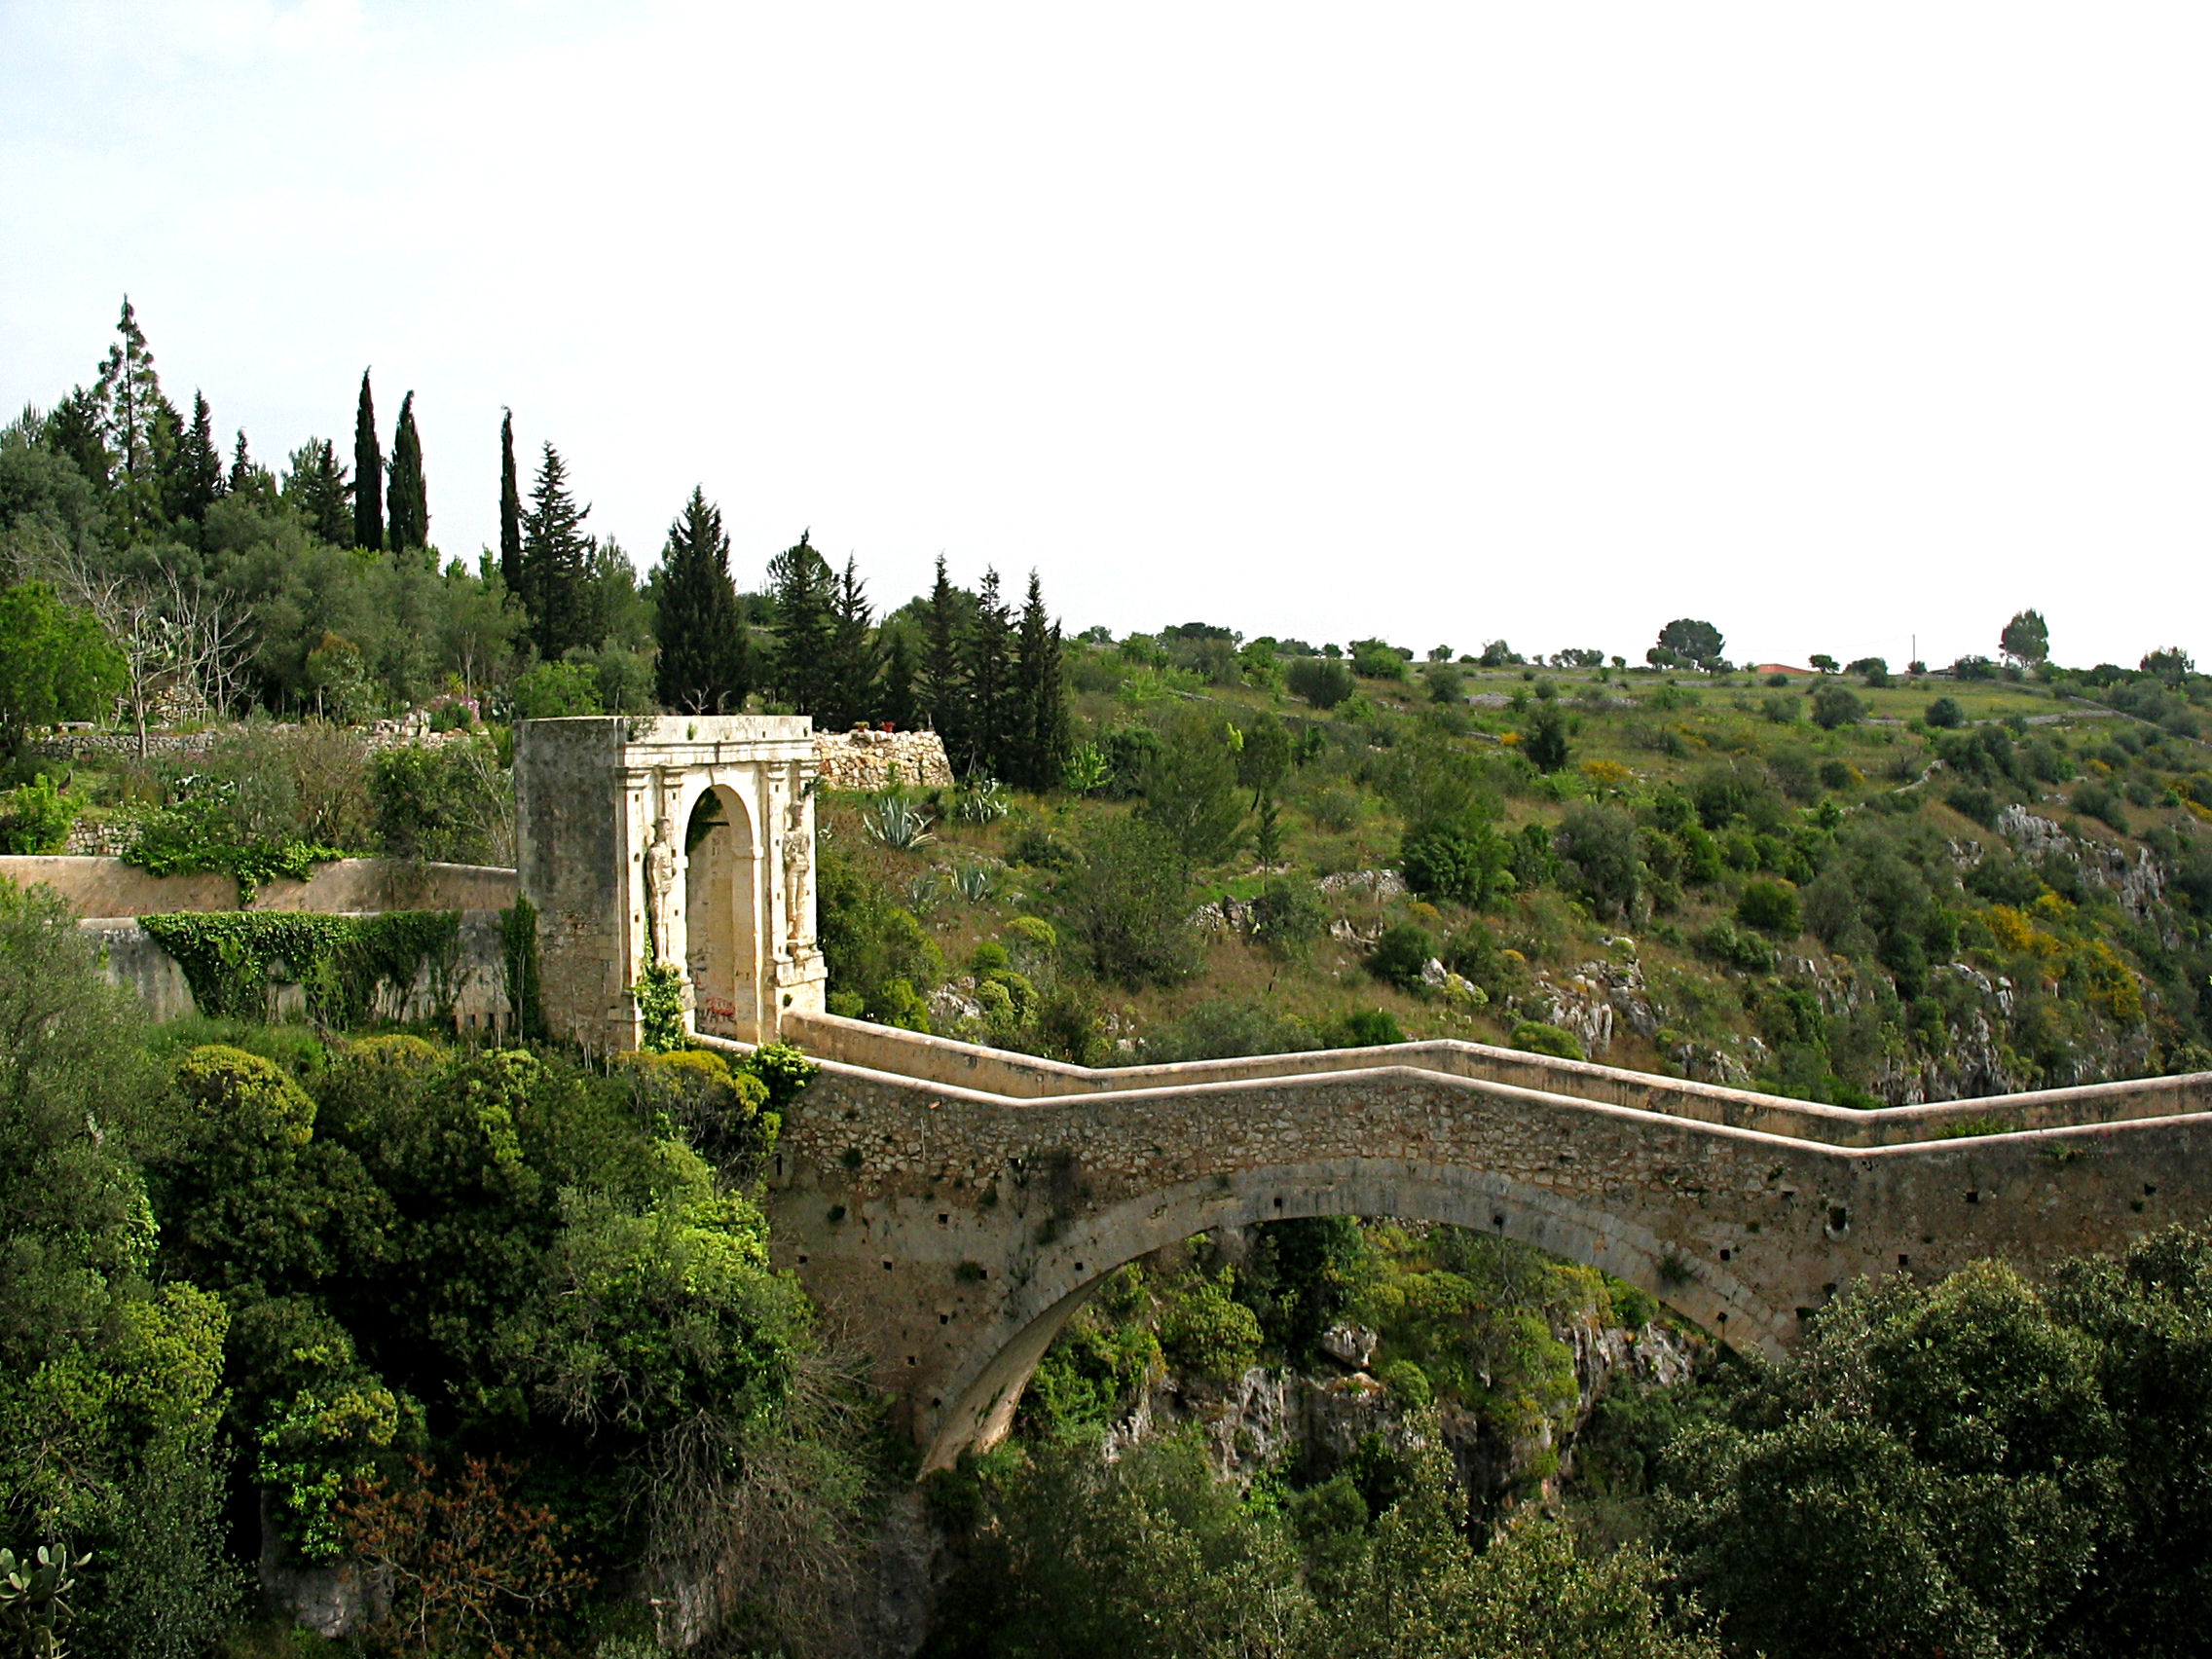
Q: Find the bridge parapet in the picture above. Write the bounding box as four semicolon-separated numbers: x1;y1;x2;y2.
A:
778;1010;2212;1148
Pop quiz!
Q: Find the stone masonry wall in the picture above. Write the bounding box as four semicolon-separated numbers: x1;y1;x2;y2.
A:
814;728;954;792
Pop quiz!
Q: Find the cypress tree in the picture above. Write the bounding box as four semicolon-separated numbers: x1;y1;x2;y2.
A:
164;389;225;524
1012;570;1070;789
825;557;879;729
521;442;593;660
880;626;918;728
766;532;836;716
654;486;750;713
498;409;522;595
387;390;428;556
352;370;383;551
919;554;967;755
964;567;1014;776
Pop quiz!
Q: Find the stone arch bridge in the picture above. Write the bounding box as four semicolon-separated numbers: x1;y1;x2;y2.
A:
512;718;2212;1471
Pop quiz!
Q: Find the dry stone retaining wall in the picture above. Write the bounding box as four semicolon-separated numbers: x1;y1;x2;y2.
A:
813;728;954;791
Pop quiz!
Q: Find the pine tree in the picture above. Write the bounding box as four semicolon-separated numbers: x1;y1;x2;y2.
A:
1012;570;1069;789
352;370;384;551
92;297;172;535
964;567;1014;776
92;297;163;483
163;389;226;525
766;532;836;716
387;390;428;556
228;429;277;504
825;557;879;729
880;626;918;728
520;442;593;661
919;554;967;755
498;409;522;595
281;438;353;545
654;486;750;713
44;389;110;490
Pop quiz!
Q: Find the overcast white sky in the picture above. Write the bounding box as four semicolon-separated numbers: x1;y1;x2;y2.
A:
3;2;2206;670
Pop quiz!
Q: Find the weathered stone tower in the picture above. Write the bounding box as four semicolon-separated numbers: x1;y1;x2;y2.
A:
513;716;826;1051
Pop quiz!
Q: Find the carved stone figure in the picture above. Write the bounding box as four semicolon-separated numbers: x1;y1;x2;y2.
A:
645;802;681;963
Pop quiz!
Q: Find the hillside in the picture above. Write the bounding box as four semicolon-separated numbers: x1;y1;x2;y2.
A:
820;633;2212;1109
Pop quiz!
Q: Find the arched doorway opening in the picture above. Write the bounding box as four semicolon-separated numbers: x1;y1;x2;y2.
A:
683;785;758;1040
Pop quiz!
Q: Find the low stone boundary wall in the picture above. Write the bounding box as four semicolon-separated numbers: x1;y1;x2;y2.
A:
814;728;955;791
1;856;516;917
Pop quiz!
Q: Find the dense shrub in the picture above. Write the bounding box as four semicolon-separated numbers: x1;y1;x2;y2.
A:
1286;657;1356;711
1925;696;1965;728
1809;683;1862;729
1555;803;1640;919
1736;878;1802;938
1367;924;1436;991
1510;1020;1585;1060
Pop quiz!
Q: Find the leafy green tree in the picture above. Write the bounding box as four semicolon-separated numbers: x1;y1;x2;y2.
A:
520;442;594;661
1659;1263;2115;1659
1925;695;1964;729
386;389;429;556
352;368;383;551
1058;814;1198;986
498;408;522;595
1557;802;1640;918
1809;682;1862;729
0;884;240;1651
654;487;750;714
1236;711;1292;805
2001;608;2049;667
0;583;125;754
1651;618;1724;671
2142;645;2194;685
1137;711;1246;865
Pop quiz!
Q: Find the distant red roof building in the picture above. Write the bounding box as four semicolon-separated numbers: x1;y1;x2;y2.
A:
1751;663;1817;677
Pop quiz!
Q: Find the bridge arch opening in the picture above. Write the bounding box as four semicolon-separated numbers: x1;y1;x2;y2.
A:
920;1161;1784;1472
682;784;758;1040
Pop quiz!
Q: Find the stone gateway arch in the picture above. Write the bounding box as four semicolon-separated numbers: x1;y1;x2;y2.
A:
513;718;2212;1472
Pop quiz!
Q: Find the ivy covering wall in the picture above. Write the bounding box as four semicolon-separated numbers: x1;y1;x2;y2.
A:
139;909;463;1025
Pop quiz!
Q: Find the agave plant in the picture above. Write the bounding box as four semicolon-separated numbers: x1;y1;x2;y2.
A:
952;864;996;903
905;869;947;915
861;793;935;852
952;779;1010;825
